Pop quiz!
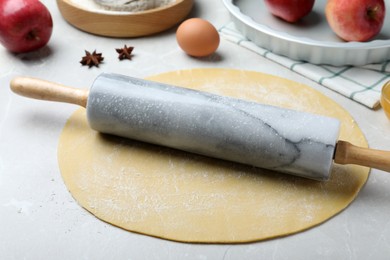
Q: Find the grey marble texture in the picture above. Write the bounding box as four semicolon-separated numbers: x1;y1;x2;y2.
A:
87;73;340;180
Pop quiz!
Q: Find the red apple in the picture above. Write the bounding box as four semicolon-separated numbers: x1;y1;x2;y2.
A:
325;0;386;42
0;0;53;53
264;0;315;23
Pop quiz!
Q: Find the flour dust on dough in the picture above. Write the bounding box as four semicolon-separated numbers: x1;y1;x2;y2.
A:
58;68;369;243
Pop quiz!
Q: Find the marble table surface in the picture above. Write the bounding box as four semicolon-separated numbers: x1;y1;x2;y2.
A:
1;0;389;259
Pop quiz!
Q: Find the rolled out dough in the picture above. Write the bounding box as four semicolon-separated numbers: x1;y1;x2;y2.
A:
58;68;369;243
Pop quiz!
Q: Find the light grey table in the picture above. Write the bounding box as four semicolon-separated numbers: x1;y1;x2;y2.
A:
1;0;389;259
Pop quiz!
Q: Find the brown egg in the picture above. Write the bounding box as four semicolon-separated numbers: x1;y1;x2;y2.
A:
176;18;220;57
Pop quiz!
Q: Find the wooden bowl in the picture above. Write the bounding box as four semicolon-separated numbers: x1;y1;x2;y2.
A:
56;0;194;37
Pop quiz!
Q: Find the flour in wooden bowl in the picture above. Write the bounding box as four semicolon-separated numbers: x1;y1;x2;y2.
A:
69;0;176;12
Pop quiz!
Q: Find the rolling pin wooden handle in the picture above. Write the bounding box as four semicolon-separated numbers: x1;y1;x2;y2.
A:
334;141;390;172
10;77;89;108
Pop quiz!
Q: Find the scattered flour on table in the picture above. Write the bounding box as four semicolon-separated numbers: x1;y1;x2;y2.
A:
4;199;34;215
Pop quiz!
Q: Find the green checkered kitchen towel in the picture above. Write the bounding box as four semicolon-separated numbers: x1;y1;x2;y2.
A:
219;22;390;109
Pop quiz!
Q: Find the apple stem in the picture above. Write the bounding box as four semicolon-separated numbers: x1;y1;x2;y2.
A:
367;5;379;20
26;29;40;41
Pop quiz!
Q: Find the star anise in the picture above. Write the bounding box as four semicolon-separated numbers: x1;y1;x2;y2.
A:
116;45;134;60
80;50;104;68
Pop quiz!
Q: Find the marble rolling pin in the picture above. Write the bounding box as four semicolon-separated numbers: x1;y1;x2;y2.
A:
10;73;390;181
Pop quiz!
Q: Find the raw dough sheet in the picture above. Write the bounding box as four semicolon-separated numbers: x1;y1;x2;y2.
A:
58;68;369;243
